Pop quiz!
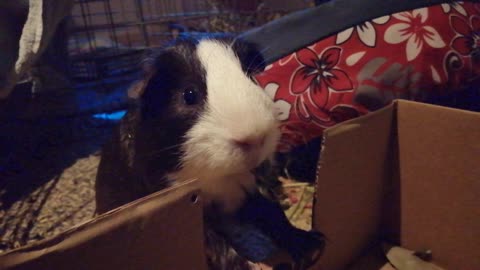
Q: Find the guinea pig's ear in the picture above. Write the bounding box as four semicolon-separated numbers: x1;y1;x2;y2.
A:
139;50;180;120
127;80;147;100
127;58;156;100
140;57;156;77
232;38;266;76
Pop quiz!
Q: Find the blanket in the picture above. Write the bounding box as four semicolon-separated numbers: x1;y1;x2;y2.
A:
254;1;480;152
0;0;73;99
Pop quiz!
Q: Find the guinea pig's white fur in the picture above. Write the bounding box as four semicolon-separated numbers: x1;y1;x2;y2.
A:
171;39;280;213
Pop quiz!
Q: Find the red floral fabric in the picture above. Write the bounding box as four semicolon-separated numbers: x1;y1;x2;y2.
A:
255;2;480;152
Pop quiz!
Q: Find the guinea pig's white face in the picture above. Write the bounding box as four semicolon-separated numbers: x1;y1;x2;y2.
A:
179;40;280;181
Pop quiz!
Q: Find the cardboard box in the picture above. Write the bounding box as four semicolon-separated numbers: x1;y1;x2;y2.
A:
313;100;480;270
0;179;208;270
0;100;478;270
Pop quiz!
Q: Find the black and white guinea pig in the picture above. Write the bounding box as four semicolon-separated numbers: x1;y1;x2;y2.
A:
95;36;280;215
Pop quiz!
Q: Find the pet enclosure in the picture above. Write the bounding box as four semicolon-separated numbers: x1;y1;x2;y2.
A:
0;1;320;254
67;0;314;82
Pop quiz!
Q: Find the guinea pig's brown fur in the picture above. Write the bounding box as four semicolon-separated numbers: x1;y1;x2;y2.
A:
95;36;280;269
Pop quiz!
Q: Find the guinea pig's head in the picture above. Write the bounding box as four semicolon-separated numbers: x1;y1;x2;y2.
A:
139;37;280;183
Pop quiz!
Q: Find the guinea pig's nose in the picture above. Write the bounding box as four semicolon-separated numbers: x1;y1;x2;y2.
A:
233;136;265;151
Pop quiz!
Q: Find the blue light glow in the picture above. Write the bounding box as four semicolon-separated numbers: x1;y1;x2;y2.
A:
92;110;126;120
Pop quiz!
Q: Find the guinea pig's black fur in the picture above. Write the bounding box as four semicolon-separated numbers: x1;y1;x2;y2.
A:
95;36;270;269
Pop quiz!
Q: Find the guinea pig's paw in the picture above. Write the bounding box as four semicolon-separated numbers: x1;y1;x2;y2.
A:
300;230;326;268
287;229;326;264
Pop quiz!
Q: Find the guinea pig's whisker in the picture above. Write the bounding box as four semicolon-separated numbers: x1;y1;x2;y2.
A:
254;45;274;66
258;45;273;55
245;45;273;73
145;143;183;157
229;37;238;48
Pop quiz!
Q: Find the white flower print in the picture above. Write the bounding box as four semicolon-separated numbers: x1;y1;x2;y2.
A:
384;8;446;61
430;65;442;83
441;2;467;16
264;83;291;121
336;15;390;47
265;82;279;100
346;51;367;66
279;54;295;66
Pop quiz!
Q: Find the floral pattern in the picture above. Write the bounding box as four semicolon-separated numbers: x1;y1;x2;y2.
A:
290;47;353;118
254;2;480;152
264;83;291;121
450;15;480;56
384;8;446;61
336;16;390;47
442;2;467;16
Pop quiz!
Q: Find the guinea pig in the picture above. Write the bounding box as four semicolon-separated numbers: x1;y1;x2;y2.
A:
95;36;282;269
95;36;280;214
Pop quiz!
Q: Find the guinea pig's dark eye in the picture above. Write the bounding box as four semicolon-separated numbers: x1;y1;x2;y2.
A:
183;87;198;105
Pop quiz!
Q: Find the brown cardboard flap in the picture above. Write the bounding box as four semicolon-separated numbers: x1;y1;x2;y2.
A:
396;101;480;270
313;104;396;270
0;179;208;270
313;100;480;270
